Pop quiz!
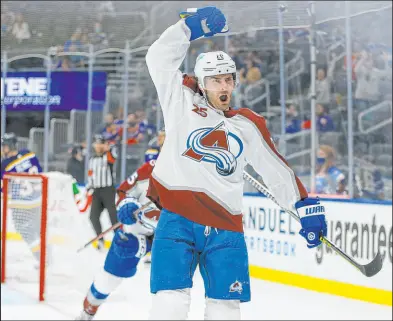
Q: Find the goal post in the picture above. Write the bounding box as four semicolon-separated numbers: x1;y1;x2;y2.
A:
1;171;91;302
2;173;49;301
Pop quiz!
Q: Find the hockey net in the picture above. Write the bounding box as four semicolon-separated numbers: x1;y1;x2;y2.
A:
1;171;101;304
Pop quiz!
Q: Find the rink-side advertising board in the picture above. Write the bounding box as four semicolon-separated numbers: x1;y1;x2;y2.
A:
243;194;392;306
3;187;392;306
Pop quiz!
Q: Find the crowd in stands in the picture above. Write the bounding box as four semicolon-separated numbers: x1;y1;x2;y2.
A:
95;109;156;146
1;5;31;44
1;1;116;49
66;107;157;184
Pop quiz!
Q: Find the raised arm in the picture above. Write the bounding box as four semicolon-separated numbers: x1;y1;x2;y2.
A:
145;19;191;130
146;7;229;130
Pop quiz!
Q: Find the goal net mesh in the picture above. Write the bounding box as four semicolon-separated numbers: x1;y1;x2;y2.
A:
1;172;104;306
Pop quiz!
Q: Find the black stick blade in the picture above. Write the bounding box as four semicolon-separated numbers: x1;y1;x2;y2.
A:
360;251;383;277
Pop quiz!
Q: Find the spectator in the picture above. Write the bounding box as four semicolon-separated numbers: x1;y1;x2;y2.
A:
316;103;335;132
64;29;85;66
59;55;74;71
118;113;144;145
64;29;82;51
227;41;244;71
354;51;391;111
104;113;115;127
315;145;346;195
1;4;15;38
239;59;262;85
314;68;331;106
96;113;118;143
11;13;30;43
66;145;85;184
135;109;155;136
285;104;302;134
80;30;90;48
88;20;109;50
247;51;267;75
113;106;126;134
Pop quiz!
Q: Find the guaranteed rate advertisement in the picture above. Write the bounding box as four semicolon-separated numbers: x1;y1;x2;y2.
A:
243;195;392;293
1;71;107;111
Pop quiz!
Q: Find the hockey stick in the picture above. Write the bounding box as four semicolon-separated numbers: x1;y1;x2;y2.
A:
243;171;383;277
77;201;153;253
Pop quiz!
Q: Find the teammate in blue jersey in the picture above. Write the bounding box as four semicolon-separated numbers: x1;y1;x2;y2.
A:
1;133;45;263
75;134;165;320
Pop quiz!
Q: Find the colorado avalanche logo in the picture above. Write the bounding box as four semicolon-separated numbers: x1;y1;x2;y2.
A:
182;122;243;176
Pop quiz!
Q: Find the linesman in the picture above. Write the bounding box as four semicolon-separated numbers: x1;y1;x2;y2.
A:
87;134;118;250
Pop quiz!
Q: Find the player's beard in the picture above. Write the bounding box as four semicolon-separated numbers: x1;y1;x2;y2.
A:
205;90;231;111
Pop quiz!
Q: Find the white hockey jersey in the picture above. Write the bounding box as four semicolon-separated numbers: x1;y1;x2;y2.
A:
146;20;308;233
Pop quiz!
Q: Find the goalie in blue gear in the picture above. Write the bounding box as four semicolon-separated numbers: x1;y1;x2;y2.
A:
76;197;158;320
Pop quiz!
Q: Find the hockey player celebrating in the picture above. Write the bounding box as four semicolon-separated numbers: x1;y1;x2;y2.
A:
76;151;161;320
145;6;328;320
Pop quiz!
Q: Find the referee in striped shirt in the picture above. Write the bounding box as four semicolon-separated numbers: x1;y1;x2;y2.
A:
87;134;118;250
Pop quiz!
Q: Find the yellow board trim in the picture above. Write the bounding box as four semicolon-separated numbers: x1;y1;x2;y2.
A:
249;265;392;306
3;232;391;306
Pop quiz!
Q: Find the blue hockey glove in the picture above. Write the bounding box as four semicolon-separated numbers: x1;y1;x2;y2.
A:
116;197;142;225
295;197;327;249
179;6;229;41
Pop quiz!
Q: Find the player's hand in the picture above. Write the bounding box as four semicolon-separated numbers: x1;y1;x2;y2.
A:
295;197;327;248
116;197;142;225
179;6;229;41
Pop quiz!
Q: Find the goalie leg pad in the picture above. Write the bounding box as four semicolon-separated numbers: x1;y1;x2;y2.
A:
148;288;191;320
204;298;241;320
103;230;149;278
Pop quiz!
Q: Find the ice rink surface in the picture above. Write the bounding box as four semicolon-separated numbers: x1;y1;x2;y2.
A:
1;256;392;321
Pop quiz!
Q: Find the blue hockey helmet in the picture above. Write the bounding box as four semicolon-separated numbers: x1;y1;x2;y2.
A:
144;148;160;162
